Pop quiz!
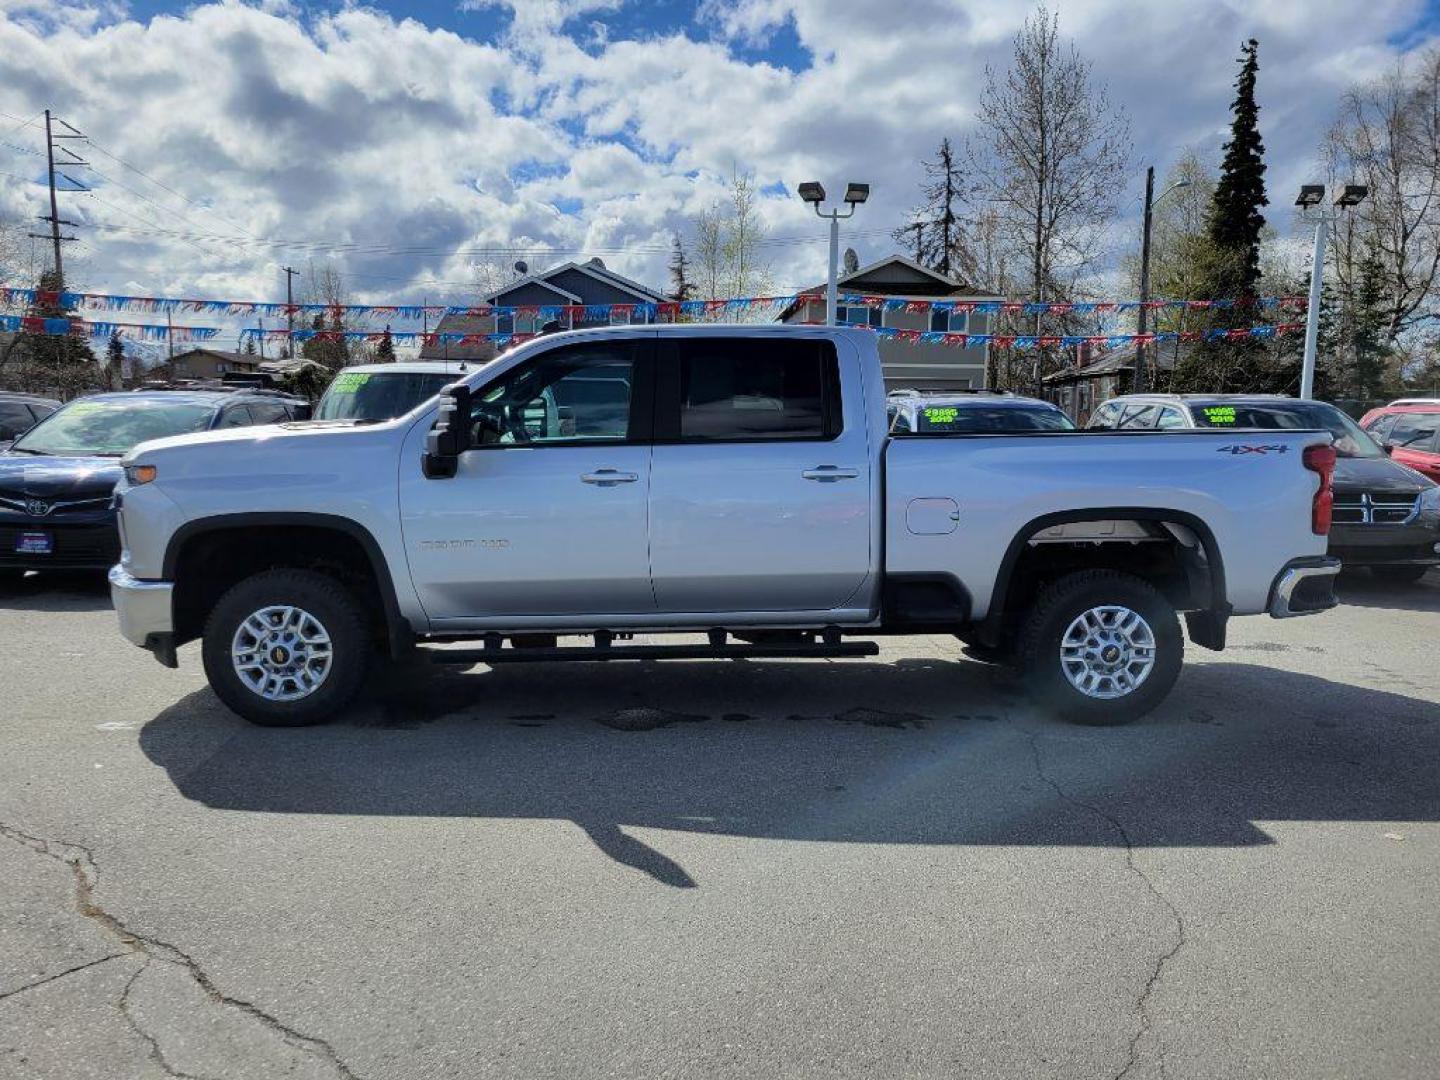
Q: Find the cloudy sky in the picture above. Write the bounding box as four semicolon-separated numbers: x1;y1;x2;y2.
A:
1;0;1438;341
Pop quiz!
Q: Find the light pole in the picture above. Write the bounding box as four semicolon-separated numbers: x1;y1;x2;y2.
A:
1134;168;1191;392
798;181;870;325
1296;183;1368;400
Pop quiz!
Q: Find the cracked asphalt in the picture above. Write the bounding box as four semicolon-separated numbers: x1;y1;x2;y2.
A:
2;570;1437;1080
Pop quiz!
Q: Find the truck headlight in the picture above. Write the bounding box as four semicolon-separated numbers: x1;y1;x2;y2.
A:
124;464;157;486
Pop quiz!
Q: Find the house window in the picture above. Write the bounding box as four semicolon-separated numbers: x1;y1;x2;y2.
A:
496;313;514;335
929;309;967;333
609;308;633;326
836;305;880;327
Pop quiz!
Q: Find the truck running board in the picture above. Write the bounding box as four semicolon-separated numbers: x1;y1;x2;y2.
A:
424;637;881;666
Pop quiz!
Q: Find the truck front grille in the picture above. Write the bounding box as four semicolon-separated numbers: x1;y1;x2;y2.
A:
1332;493;1419;525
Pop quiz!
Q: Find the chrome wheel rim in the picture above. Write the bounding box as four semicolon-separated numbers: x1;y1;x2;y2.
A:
1059;605;1156;700
231;605;333;702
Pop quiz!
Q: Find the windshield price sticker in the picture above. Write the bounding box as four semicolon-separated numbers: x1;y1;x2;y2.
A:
1203;406;1237;424
330;372;371;394
923;406;959;424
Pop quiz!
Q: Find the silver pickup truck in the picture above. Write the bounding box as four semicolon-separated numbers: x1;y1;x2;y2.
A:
110;325;1341;727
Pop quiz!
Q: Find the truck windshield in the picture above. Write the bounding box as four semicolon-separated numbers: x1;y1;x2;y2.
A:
915;404;1075;433
9;398;215;457
1190;401;1382;458
314;371;456;422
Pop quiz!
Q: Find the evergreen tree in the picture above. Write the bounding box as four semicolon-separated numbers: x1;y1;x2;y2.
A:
667;235;693;303
1349;248;1393;401
894;137;966;278
244;336;257;356
106;331;125;389
1175;39;1276;393
8;269;99;397
1208;39;1268;296
375;324;397;364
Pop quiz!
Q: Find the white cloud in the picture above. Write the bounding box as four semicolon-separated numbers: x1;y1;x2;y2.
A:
0;0;1436;340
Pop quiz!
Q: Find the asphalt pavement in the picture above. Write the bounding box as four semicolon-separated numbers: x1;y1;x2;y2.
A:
1;570;1437;1079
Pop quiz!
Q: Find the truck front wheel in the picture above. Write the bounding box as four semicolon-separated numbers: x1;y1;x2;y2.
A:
1017;570;1183;726
201;568;371;726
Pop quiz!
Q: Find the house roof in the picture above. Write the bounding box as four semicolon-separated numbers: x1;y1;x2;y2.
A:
479;260;665;305
169;348;259;366
779;253;1001;320
1043;341;1189;384
480;275;583;304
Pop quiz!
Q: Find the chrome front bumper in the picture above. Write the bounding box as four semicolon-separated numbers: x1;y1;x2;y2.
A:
109;565;177;666
1268;556;1342;618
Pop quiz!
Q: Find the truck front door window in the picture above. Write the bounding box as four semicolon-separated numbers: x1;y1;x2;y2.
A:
470;345;636;445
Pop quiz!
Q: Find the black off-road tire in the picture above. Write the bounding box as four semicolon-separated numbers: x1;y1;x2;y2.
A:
202;568;371;727
1371;564;1430;585
1017;570;1183;726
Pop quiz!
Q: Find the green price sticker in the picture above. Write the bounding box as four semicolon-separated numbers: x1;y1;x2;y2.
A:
1203;406;1236;424
924;406;959;424
329;372;371;394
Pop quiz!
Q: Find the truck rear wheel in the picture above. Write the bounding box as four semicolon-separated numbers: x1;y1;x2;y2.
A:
1017;570;1182;726
201;568;371;727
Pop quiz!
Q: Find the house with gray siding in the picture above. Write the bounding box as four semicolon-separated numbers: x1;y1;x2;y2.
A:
419;259;665;364
777;255;1000;391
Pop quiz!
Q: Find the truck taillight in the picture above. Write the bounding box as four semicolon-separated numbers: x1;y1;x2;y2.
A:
1303;443;1336;535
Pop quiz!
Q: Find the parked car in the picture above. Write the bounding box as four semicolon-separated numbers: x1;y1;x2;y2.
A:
1358;400;1440;483
887;390;1076;434
111;326;1341;729
0;388;307;578
0;392;60;451
1091;394;1440;582
311;363;464;423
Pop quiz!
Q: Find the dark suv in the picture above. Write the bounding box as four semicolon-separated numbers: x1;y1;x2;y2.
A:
1091;394;1440;582
0;388;308;578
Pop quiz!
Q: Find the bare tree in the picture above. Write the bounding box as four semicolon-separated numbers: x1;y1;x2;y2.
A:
689;169;773;306
967;5;1132;309
693;204;725;302
1324;49;1440;340
721;169;771;298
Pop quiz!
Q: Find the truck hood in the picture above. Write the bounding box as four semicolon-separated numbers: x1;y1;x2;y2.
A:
123;417;406;464
0;452;122;500
1333;455;1435;496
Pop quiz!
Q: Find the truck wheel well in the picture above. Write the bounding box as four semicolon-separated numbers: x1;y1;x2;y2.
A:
170;525;392;651
978;513;1225;650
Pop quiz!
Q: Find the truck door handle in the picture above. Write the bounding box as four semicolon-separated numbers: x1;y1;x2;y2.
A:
801;466;860;482
580;469;639;487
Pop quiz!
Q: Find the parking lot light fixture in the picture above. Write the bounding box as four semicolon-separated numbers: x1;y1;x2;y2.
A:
800;179;870;325
1298;182;1368;398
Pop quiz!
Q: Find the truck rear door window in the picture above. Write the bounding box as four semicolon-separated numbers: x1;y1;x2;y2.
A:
668;338;840;441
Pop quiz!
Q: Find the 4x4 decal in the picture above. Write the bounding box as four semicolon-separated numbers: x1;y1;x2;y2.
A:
1216;444;1290;455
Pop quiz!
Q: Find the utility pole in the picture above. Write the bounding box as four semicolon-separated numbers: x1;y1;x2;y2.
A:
1135;166;1155;393
1134;169;1191;394
282;266;298;358
167;310;175;361
31;109;87;286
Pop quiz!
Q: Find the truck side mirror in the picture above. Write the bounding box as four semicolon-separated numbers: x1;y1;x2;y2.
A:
423;382;473;479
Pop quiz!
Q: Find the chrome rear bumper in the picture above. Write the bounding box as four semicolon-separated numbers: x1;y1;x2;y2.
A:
1268;556;1342;618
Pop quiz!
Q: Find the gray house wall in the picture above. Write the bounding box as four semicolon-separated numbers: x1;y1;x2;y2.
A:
783;296;989;391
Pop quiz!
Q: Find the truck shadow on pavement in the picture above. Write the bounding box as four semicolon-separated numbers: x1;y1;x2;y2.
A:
138;658;1439;888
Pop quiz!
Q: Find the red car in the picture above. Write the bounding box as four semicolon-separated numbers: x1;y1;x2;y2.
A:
1359;399;1440;483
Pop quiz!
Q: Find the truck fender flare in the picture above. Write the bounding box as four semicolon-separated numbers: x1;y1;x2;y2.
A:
162;512;411;658
989;505;1230;619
